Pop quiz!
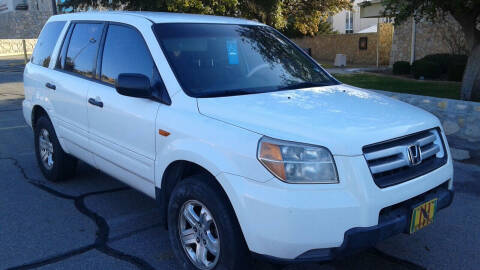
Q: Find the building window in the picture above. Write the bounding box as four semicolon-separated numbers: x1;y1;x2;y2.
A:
346;10;354;34
383;17;394;23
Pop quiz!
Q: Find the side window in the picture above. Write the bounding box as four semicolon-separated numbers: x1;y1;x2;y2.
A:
31;21;66;68
64;23;103;78
101;24;157;86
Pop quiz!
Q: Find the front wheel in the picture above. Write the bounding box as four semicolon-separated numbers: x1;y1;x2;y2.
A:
168;176;250;270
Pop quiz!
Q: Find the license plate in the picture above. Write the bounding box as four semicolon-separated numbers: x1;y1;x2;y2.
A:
409;198;438;234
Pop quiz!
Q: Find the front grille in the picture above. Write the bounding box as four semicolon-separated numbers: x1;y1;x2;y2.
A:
363;128;448;188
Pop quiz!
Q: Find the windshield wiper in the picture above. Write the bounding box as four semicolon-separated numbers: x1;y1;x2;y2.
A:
278;82;332;91
196;89;258;98
196;82;332;98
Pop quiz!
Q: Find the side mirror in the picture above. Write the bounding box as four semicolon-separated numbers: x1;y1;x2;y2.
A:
115;73;152;98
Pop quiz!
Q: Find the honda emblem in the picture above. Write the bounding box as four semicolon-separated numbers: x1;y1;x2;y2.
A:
407;144;422;166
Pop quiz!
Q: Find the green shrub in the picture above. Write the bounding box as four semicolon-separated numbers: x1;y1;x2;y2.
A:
448;62;466;82
412;60;442;79
421;54;468;77
421;54;452;73
393;61;411;75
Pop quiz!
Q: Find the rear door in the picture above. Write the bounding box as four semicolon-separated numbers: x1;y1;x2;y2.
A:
50;22;105;164
87;23;162;195
24;21;66;125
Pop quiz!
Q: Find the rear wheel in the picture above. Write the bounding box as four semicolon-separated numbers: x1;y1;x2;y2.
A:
34;116;77;182
168;176;250;270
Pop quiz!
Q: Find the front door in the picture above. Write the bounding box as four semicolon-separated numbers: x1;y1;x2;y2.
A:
87;23;162;196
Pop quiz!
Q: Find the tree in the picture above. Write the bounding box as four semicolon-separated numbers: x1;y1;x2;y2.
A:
166;0;238;16
282;19;338;38
60;0;351;36
239;0;350;36
382;0;480;101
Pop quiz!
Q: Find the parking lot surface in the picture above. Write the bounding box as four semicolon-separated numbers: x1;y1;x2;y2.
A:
1;58;479;270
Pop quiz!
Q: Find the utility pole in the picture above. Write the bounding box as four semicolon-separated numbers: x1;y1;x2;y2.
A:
51;0;57;14
376;17;380;69
410;16;416;64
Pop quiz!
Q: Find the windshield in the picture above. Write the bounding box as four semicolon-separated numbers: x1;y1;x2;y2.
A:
153;23;338;98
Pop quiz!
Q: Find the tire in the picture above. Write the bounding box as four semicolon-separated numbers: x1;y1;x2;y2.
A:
34;116;77;182
168;175;251;270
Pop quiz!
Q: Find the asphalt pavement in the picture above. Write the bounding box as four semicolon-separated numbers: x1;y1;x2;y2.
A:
1;56;479;270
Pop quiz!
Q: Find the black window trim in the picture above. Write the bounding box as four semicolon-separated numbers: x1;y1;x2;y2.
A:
55;21;74;70
54;20;106;81
53;20;171;106
151;22;341;98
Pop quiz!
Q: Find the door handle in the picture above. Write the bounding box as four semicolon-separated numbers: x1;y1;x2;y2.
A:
88;98;104;108
45;82;56;90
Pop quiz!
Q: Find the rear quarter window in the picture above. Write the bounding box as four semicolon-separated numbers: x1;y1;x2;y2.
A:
31;21;66;68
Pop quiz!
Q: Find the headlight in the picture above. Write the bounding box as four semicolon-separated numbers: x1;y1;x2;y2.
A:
257;137;338;184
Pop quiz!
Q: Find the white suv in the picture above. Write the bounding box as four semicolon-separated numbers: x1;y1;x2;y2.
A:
23;12;454;270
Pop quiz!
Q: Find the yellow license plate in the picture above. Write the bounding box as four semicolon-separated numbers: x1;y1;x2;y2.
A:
409;198;438;234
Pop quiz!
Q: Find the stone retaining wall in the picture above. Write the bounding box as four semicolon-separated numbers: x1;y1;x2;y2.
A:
374;90;480;160
0;39;36;56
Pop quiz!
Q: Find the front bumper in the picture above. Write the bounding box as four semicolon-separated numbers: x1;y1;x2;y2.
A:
253;182;454;263
218;154;454;260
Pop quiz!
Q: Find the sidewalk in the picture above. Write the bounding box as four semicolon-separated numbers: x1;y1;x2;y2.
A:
326;66;389;75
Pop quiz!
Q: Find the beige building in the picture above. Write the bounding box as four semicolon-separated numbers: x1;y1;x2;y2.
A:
356;0;467;65
328;0;391;34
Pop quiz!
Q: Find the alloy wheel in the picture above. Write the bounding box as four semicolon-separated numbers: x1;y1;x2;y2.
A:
178;200;220;269
38;128;54;170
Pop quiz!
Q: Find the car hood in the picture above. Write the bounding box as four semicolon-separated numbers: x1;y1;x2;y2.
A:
197;84;440;156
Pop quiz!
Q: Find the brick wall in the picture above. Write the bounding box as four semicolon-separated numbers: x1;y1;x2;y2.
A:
292;23;394;65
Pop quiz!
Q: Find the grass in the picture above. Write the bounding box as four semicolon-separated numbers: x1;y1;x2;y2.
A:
334;73;462;100
319;62;336;69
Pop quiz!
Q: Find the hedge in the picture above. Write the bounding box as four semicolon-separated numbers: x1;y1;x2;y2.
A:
412;60;442;79
393;61;411;75
448;62;466;82
420;54;468;81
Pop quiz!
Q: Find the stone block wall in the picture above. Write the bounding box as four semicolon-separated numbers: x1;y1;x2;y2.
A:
375;90;480;160
0;10;51;39
292;23;393;66
0;38;36;56
390;14;467;65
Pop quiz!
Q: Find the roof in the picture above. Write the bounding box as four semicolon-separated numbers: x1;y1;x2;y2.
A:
49;11;263;25
357;24;377;33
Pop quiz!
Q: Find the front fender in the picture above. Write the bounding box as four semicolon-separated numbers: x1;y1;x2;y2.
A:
154;107;274;188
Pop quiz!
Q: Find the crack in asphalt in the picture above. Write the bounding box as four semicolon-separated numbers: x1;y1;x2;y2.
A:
1;157;156;270
1;155;428;270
